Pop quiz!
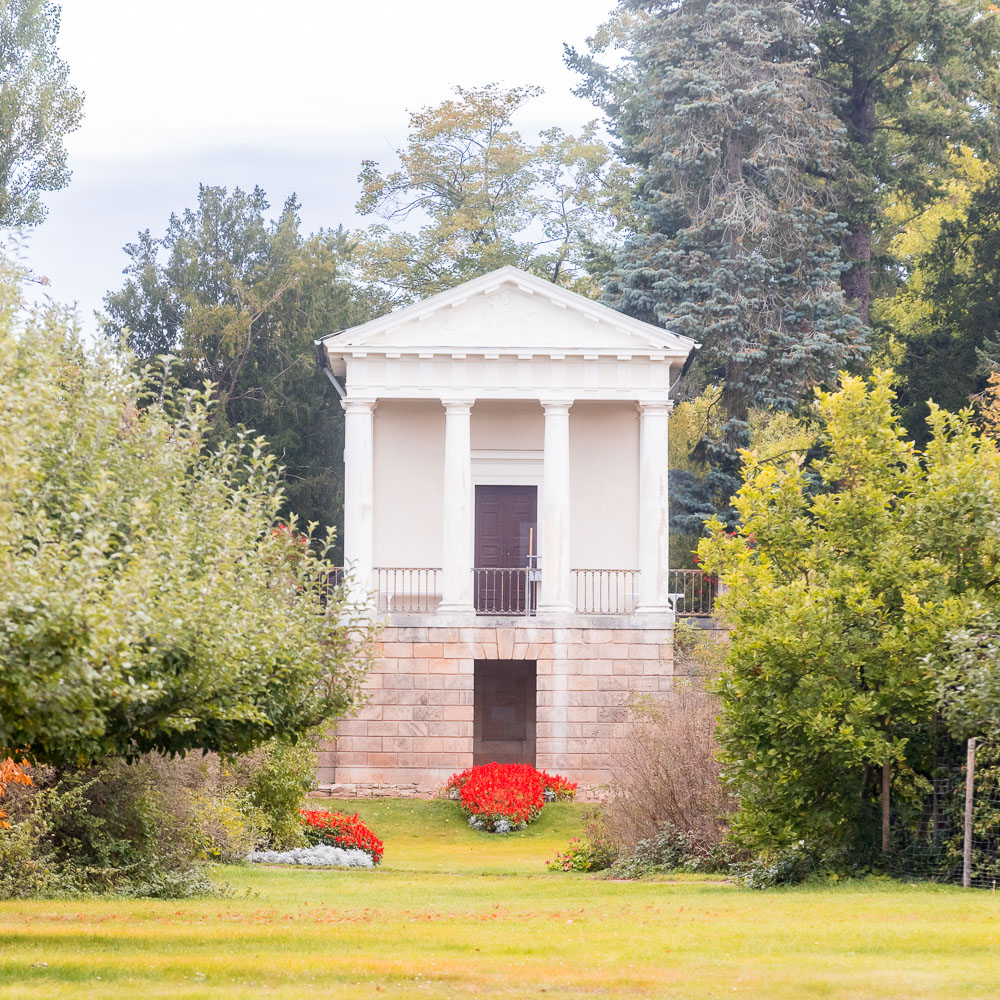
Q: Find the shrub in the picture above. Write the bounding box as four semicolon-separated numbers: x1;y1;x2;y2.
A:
299;810;384;864
546;837;615;873
598;622;731;853
226;735;319;849
730;842;864;889
0;736;322;898
606;822;738;879
0;762;220;899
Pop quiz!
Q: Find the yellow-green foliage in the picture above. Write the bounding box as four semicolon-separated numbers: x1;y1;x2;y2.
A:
876;148;994;356
353;83;632;302
700;372;1000;857
0;267;377;767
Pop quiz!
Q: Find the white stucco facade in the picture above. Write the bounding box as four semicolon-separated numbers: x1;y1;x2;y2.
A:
316;266;699;794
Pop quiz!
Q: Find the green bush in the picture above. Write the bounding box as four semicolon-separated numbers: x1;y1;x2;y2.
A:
0;735;320;898
227;735;318;849
731;842;865;889
0;764;219;899
546;837;616;873
606;822;738;879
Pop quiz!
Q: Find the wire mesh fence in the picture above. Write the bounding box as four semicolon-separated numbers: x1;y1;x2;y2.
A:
891;738;1000;889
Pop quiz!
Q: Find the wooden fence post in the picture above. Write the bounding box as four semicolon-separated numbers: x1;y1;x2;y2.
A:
963;737;977;889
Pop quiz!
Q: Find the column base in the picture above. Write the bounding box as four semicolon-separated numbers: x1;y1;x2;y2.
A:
436;602;476;615
536;602;575;615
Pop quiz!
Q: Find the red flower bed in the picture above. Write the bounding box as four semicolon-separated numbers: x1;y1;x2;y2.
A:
299;810;384;864
444;763;577;833
540;770;578;801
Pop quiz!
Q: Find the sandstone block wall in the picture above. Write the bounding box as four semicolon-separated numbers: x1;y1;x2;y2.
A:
317;622;675;797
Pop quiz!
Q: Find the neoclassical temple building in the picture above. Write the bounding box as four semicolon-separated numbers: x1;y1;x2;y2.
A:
314;266;703;795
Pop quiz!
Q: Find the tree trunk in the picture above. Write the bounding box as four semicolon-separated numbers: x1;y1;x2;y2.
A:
842;71;876;324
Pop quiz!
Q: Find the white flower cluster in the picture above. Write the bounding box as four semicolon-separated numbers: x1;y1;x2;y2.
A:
467;815;527;835
246;844;373;868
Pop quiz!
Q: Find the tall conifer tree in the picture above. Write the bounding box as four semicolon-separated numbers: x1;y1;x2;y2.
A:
570;0;865;529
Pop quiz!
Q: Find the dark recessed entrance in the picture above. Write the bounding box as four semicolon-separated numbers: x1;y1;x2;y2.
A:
473;660;536;766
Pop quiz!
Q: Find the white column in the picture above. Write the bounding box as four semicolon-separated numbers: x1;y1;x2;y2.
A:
438;399;475;613
637;400;673;614
342;397;376;603
539;400;574;614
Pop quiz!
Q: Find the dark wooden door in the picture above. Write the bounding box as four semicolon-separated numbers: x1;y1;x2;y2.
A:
474;485;537;613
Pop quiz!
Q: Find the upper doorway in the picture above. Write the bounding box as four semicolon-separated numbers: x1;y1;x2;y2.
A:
474;485;537;614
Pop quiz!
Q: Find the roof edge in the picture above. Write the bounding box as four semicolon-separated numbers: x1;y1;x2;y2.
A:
319;266;699;354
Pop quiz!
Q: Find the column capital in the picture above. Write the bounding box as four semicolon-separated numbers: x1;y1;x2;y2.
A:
540;399;573;414
637;399;674;415
441;398;475;415
341;397;377;414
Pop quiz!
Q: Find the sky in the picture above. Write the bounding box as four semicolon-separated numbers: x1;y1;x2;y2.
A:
21;0;617;329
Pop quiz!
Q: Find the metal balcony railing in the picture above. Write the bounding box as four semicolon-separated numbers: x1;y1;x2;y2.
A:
473;567;539;616
353;565;717;618
667;568;718;617
373;567;441;614
573;569;640;615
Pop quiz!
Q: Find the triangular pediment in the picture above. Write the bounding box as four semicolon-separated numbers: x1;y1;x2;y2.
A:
319;267;698;359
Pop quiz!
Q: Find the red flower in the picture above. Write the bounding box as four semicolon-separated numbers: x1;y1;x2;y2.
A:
444;763;576;832
299;809;384;864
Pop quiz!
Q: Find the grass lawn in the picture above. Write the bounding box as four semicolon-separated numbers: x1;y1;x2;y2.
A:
2;797;999;999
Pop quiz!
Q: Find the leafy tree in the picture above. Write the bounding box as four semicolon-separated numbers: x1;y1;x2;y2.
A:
354;83;631;301
103;185;380;548
887;169;1000;442
570;0;865;528
0;0;83;227
668;388;815;564
797;0;1000;322
1;269;376;768
699;373;1000;858
938;623;1000;743
875;149;993;351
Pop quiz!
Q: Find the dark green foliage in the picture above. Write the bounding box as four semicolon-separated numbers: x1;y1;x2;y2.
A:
889;740;1000;888
104;185;383;548
731;841;864;888
0;763;219;899
798;0;1000;320
605;822;737;879
894;176;1000;443
571;0;865;527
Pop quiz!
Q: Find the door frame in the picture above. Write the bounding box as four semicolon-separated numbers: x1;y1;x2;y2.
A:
470;450;542;569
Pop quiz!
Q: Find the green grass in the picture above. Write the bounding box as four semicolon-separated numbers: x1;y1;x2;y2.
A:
2;797;999;999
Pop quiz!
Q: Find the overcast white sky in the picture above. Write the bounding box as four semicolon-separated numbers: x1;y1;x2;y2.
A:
21;0;616;327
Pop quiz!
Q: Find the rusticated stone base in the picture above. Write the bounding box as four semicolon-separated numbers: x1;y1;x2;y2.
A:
317;620;675;795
